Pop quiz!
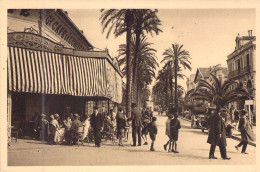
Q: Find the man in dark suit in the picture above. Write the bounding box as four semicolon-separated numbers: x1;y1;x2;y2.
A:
131;103;143;146
207;108;231;160
90;106;104;147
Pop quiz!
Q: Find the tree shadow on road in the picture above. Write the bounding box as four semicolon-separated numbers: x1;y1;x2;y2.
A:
180;129;205;135
158;152;209;160
124;149;150;153
180;125;193;129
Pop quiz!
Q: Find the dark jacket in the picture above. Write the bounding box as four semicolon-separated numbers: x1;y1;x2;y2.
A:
238;116;255;142
116;112;126;130
90;113;104;131
131;107;143;127
70;119;82;132
170;118;181;141
147;121;157;135
142;110;150;122
207;113;227;147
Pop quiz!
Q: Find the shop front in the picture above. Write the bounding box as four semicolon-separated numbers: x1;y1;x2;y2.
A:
7;32;123;142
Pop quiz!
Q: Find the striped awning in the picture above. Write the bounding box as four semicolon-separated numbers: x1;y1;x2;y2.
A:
7;46;122;103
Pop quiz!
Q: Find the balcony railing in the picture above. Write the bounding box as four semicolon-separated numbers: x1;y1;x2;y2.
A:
228;66;252;78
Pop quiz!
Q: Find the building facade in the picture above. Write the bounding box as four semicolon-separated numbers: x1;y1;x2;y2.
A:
186;74;196;92
7;9;123;141
186;65;228;109
226;30;256;123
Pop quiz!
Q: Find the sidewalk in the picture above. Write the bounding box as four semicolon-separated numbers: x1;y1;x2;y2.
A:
179;116;256;147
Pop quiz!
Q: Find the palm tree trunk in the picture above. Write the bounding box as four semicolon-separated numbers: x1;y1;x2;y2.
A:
175;56;178;113
165;80;169;109
137;82;142;107
169;76;173;104
132;29;141;106
125;10;133;118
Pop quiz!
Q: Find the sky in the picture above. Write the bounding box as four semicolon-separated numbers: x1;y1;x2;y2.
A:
66;9;256;90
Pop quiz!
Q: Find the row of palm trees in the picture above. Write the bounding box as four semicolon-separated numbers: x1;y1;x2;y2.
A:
100;9;250;117
153;44;192;111
100;9;162;117
154;43;250;113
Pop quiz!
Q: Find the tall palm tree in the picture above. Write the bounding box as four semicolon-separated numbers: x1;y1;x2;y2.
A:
100;9;135;117
132;9;162;105
118;36;158;107
161;43;192;112
153;69;185;111
187;74;250;110
153;68;170;109
161;61;185;104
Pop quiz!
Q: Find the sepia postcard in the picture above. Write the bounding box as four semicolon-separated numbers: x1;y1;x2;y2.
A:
0;1;259;172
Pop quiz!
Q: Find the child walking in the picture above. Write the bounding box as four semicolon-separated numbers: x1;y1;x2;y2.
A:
147;117;158;151
164;114;173;152
170;113;181;153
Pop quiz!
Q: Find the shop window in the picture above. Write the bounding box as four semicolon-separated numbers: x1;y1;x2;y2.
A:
247;80;253;89
238;82;243;88
237;59;241;72
85;101;94;116
246;54;250;67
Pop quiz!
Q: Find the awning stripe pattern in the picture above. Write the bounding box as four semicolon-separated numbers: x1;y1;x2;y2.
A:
8;46;122;103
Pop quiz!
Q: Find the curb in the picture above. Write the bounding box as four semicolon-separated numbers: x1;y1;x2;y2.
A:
179;117;256;147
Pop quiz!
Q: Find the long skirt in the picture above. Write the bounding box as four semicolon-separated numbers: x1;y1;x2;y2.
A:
54;128;65;144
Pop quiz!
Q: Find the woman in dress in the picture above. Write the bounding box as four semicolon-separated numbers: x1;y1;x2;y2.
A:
49;114;60;144
82;115;90;141
116;107;126;146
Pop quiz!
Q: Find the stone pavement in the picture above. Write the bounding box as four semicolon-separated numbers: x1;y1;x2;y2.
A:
7;113;256;166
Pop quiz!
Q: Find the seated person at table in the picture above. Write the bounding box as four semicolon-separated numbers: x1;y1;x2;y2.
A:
63;115;72;144
69;113;82;145
82;114;90;141
54;114;65;144
38;114;49;141
49;114;60;145
104;115;113;133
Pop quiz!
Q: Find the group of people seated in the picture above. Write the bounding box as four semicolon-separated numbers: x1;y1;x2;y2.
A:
32;107;130;146
33;113;91;145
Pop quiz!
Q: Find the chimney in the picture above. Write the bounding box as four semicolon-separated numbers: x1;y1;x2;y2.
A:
248;30;253;37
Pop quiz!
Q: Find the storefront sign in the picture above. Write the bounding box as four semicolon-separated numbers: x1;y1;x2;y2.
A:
8;32;64;53
44;14;85;50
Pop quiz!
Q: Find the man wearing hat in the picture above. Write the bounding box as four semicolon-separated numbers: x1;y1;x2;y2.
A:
131;103;143;146
207;108;231;160
38;114;49;141
235;109;255;154
90;106;104;147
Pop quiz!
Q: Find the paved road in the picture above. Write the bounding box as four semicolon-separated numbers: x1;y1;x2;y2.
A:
8;113;256;166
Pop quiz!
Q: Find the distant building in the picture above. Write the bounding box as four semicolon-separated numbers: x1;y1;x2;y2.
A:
226;30;256;123
186;74;196;92
186;65;228;107
194;65;228;84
